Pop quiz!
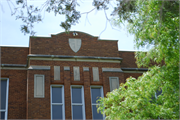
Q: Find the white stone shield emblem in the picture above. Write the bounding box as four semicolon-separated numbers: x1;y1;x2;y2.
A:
69;38;81;53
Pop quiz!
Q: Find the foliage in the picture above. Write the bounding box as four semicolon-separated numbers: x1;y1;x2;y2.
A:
97;0;179;119
6;0;137;35
5;0;179;119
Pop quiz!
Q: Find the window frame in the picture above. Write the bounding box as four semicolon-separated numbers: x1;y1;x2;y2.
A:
109;77;119;92
71;85;86;120
34;74;45;98
92;67;99;81
90;86;105;120
50;85;65;120
73;66;80;81
0;78;9;120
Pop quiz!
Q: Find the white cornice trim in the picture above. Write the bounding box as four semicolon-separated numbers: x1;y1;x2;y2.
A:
29;57;121;63
28;66;51;70
0;67;27;70
102;68;123;72
123;71;145;73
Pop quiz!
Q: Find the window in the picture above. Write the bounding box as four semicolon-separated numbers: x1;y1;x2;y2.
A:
71;85;85;120
73;66;80;81
92;67;99;81
54;66;60;80
0;78;9;120
91;86;104;120
34;74;45;98
155;89;162;99
51;85;65;120
109;77;119;92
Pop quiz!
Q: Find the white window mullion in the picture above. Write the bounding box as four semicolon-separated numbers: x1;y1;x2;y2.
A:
51;103;63;105
5;78;9;120
72;103;83;105
0;110;6;112
92;103;100;105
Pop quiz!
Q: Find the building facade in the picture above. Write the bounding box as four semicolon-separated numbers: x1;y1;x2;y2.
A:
0;31;147;119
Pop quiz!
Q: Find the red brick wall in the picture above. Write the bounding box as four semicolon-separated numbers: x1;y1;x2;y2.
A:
30;31;119;57
119;51;159;68
1;66;142;119
0;31;146;119
83;70;92;119
27;70;51;119
63;69;72;119
102;72;125;94
1;70;27;119
119;51;138;68
1;47;28;64
28;60;124;119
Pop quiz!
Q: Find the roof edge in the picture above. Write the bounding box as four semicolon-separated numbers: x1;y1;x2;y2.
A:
1;64;27;67
121;68;149;71
0;45;28;48
51;31;97;38
28;54;123;61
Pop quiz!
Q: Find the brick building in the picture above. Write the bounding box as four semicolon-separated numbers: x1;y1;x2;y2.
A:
0;31;147;120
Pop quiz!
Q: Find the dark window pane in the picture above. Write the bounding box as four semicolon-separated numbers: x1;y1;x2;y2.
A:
1;80;7;109
91;88;101;104
92;105;103;119
72;105;83;119
1;112;5;119
52;87;62;103
72;88;82;103
156;89;162;97
150;89;163;102
52;105;62;119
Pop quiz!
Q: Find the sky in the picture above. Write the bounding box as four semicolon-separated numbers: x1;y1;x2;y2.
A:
0;0;147;51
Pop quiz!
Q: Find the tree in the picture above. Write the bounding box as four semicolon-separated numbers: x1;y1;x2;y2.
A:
4;0;179;119
4;0;136;35
97;0;179;119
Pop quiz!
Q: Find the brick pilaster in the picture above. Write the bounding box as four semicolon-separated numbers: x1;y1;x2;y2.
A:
83;70;92;119
64;70;72;119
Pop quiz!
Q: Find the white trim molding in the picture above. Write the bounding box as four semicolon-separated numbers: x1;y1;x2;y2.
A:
29;57;121;63
28;54;122;63
1;64;27;70
122;71;145;73
0;67;27;70
102;68;123;72
28;66;50;70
